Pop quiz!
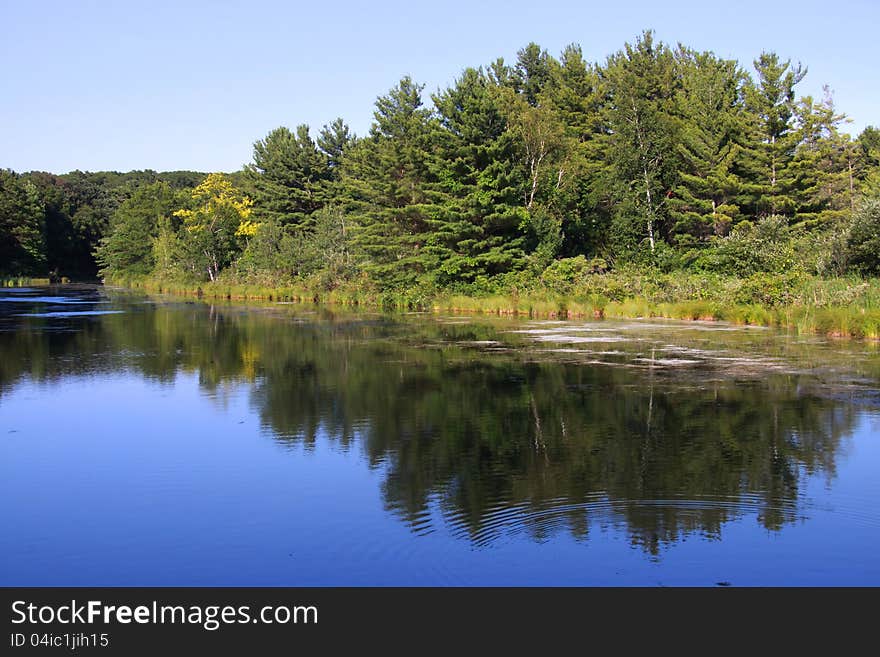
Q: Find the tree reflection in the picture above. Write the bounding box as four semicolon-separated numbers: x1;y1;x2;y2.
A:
1;290;874;555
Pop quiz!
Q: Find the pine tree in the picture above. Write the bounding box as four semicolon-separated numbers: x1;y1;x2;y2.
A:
603;31;680;257
668;49;748;240
426;68;528;286
857;126;880;197
246;125;330;229
791;89;858;226
513;43;551;106
738;52;806;219
540;44;612;257
318;118;353;179
339;76;439;289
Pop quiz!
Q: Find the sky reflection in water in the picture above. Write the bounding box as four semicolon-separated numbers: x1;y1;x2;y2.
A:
1;286;879;585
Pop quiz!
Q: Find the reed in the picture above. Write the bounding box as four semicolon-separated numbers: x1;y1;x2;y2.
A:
103;274;880;340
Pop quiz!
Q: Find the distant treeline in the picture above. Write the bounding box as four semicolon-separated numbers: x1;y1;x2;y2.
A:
0;169;233;279
3;31;880;295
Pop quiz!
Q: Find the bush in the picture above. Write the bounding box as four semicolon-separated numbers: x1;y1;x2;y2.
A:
706;216;798;276
731;272;806;307
847;197;880;275
540;256;589;293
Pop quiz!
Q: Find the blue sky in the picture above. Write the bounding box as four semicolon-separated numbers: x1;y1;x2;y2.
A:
2;0;878;173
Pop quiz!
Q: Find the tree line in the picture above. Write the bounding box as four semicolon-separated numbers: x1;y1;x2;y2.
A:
0;169;211;279
3;31;880;291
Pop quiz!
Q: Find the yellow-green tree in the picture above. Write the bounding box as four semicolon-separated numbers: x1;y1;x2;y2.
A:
174;173;254;281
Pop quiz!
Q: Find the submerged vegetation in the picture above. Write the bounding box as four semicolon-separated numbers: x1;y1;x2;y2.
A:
3;31;880;337
3;291;875;550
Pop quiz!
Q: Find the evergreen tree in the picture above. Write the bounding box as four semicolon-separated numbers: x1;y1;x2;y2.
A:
603;31;680;257
857;126;880;196
846;197;880;274
541;44;612;257
317;118;353;178
791;89;858;225
513;42;551;106
738;52;806;218
668;49;748;240
246;125;330;229
427;68;528;286
340;76;439;289
486;57;516;88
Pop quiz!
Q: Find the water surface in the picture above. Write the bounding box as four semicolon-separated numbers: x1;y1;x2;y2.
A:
1;285;878;585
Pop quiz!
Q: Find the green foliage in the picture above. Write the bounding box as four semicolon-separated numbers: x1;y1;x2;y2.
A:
151;214;181;278
858;126;880;197
703;215;798;276
513;42;551;106
340;76;439;290
603;31;679;257
2;169;206;279
236;219;294;280
246;125;330;228
737;52;806;218
0;169;45;275
668;49;747;239
95;182;182;278
8;32;880;306
846;197;880;275
237;205;358;289
790;89;858;226
318;118;353;178
540;255;589;293
732;272;805;306
426;68;530;286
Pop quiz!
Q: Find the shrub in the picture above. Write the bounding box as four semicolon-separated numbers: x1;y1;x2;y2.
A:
706;216;798;276
540;256;589;293
847;197;880;275
732;272;805;307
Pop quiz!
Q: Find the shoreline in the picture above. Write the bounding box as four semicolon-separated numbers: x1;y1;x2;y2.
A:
93;276;880;341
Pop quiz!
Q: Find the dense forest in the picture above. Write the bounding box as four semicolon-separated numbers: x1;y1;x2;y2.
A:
3;32;880;310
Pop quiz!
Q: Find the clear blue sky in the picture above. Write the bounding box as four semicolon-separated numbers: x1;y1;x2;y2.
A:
2;0;877;174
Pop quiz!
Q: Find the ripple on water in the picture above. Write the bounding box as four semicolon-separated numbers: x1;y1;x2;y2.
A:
439;492;806;549
0;296;108;304
15;311;125;318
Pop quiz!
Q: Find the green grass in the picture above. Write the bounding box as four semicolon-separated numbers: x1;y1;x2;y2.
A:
104;273;880;340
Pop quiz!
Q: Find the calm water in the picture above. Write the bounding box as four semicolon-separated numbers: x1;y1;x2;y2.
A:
1;285;879;586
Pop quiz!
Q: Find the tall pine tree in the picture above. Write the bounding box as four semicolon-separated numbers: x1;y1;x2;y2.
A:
246;125;330;229
340;77;439;289
668;49;748;241
427;67;528;286
603;31;680;257
791;89;858;226
738;52;806;219
541;44;612;257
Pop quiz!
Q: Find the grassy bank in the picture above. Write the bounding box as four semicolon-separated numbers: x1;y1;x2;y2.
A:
434;294;880;339
104;272;880;339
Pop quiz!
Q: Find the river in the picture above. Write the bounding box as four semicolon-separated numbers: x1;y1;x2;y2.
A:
1;284;878;585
